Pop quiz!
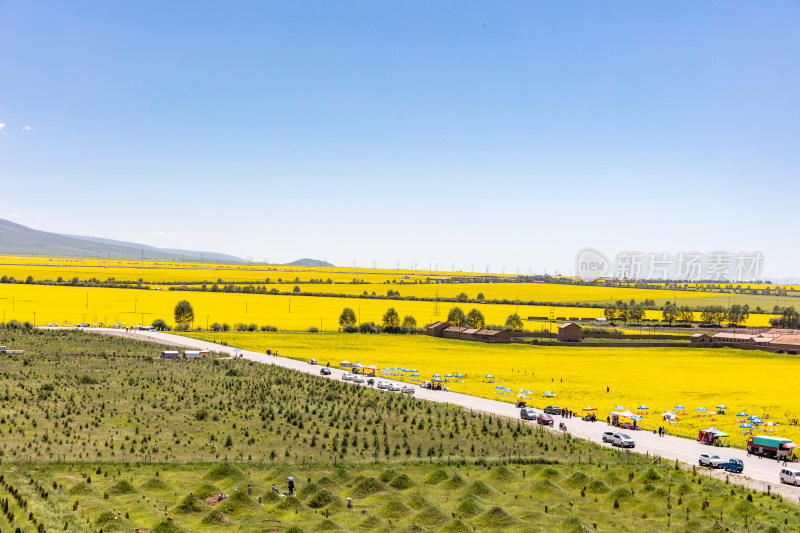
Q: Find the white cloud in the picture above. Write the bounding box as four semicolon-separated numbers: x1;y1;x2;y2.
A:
153;231;174;237
22;126;34;132
0;123;6;134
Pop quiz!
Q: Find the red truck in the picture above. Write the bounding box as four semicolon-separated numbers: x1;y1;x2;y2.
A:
746;436;796;459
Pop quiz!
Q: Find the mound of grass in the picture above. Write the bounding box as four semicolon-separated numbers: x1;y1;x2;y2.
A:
200;509;231;525
298;481;321;499
439;519;471;533
332;468;351;483
608;487;635;501
730;499;758;517
317;476;339;488
217;490;259;516
389;474;415;490
378;498;413;519
561;516;590;533
413;505;450;528
67;482;94;495
639;468;663;482
399;525;426;532
454;496;484;518
676;482;694;495
173;494;208;514
352;476;388;498
275;495;305;512
151;519;186;533
465;480;495;497
306;489;339;509
315;519;341;531
488;465;517;482
108;479;138;495
141;477;170;491
407;493;433;510
194;483;222;499
378;468;398;483
96;510;128;530
539;466;561;480
564;471;591;489
204;462;245;481
442;472;466;489
531;479;563;495
474;505;516;528
422;469;449;485
586;480;610;494
260;490;280;503
358;515;384;530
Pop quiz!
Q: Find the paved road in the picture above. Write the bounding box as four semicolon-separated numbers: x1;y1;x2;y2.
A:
82;327;800;501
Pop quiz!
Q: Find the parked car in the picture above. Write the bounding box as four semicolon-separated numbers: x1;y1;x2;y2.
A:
602;431;615;443
308;358;318;365
388;383;401;392
47;323;59;327
520;408;538;420
420;381;432;389
544;405;562;415
77;323;90;327
537;413;554;426
780;468;800;486
698;453;724;467
610;433;635;448
377;381;389;389
401;386;415;394
353;375;365;384
721;458;744;473
319;368;331;376
341;373;354;381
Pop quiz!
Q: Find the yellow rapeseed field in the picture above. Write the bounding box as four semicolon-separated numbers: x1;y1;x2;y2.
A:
185;331;800;449
0;282;777;328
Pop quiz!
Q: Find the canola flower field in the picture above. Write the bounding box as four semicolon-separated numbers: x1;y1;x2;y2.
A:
0;282;779;330
0;256;784;327
185;332;800;449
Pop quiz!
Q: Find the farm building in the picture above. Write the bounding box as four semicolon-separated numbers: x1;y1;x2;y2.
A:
690;333;713;344
475;328;515;343
442;326;469;340
161;350;180;359
426;321;450;337
712;332;757;344
557;322;582;342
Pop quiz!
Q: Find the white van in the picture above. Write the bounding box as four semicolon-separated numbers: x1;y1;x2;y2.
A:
780;468;800;486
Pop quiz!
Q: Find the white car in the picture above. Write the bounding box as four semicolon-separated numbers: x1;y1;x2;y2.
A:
401;386;415;394
341;373;354;381
353;375;365;384
780;468;800;486
388;383;401;392
610;433;635;448
377;381;389;390
698;453;724;468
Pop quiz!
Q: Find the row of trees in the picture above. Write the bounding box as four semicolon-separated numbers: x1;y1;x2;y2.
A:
338;306;526;333
770;306;800;329
603;299;755;326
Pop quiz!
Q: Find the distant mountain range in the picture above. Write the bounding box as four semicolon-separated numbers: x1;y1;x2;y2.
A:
0;219;333;266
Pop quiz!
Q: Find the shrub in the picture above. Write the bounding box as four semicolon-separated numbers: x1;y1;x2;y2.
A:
247;323;258;332
343;324;358;333
221;323;230;332
152;319;169;331
260;325;277;332
308;327;319;333
210;322;222;332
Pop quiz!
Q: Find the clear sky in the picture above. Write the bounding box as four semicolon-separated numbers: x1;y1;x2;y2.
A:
1;2;798;278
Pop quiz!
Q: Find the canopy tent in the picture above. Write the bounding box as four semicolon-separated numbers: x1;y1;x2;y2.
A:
698;426;729;444
365;364;379;370
582;406;597;411
612;410;637;419
339;360;352;367
543;391;558;398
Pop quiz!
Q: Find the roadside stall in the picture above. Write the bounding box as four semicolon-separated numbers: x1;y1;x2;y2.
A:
697;426;729;446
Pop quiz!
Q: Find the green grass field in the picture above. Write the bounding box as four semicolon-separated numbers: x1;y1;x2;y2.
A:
1;328;798;532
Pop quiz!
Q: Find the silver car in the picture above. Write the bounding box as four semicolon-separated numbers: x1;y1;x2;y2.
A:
610;433;635;448
388;383;401;392
698;453;724;468
780;468;800;486
376;381;389;390
341;373;354;381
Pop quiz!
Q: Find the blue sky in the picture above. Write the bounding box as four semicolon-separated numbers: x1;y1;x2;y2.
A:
1;2;798;277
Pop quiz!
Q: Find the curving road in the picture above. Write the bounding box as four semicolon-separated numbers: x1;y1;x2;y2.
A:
80;327;800;502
